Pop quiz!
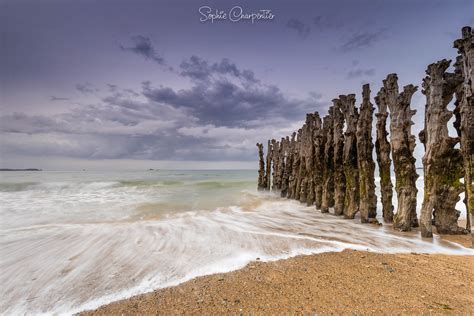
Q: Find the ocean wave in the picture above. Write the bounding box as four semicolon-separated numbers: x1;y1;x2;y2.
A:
1;195;472;315
1;171;471;315
0;182;39;192
193;180;254;189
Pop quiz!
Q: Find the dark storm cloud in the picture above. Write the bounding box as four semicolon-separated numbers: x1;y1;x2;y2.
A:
347;68;375;79
1;56;322;161
286;19;311;39
120;35;165;65
142;81;311;125
180;56;258;83
144;56;323;126
76;83;98;94
49;96;70;101
340;29;386;52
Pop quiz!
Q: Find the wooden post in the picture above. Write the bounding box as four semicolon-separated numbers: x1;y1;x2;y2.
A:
384;74;419;231
313;113;324;210
357;84;378;223
454;26;474;246
375;87;394;223
265;140;273;191
340;94;360;219
321;109;335;213
333;99;346;216
256;143;266;190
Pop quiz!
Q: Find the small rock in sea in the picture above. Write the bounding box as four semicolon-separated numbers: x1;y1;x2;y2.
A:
256;257;260;260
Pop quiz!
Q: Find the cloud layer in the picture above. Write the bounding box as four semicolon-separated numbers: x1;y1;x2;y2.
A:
1;49;323;162
120;35;165;65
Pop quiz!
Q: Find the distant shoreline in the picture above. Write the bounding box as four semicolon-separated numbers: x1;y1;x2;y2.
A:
0;168;42;171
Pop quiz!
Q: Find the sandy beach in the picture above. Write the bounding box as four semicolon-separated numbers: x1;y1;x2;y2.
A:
83;243;473;315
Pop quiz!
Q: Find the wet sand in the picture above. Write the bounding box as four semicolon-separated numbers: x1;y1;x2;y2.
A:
82;247;473;315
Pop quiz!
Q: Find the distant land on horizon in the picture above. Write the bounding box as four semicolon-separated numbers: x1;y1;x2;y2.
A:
0;168;42;171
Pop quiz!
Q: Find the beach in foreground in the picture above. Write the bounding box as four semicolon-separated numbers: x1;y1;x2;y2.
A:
83;246;473;315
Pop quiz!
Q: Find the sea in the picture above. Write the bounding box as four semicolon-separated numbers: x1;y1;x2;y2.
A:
0;170;472;315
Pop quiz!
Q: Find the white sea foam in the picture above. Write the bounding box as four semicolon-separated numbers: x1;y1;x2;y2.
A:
0;170;472;315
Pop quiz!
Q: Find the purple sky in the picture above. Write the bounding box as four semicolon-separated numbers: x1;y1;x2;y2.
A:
1;0;473;170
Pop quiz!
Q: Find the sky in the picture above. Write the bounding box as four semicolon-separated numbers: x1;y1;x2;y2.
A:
1;0;473;170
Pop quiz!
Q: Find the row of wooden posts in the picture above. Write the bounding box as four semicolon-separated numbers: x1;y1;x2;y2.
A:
256;27;473;244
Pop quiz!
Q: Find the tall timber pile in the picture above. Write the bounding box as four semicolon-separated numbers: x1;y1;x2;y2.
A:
257;27;474;245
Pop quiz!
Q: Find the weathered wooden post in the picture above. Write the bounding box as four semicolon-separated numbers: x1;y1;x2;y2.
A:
375;87;394;223
454;26;474;245
297;117;313;204
313;113;324;210
279;136;289;197
271;139;279;191
256;143;266;190
294;129;303;200
419;59;466;237
357;84;377;223
282;135;294;197
305;114;317;206
333;99;346;216
321;109;335;213
340;94;360;219
289;131;301;199
384;74;419;231
265;140;273;191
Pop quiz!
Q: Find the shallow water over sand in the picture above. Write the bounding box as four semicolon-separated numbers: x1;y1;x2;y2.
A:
0;170;472;315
